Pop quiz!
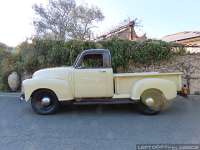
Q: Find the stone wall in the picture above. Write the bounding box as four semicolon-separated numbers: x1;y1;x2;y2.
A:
127;54;200;94
186;47;200;53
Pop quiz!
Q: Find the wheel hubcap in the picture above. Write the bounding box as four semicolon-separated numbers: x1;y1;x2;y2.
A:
41;97;51;106
145;97;154;107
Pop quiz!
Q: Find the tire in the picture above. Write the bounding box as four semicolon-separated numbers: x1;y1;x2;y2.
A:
137;101;160;115
31;90;60;115
137;89;167;115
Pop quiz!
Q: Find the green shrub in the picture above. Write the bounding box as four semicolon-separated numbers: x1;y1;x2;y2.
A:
0;51;21;91
132;40;173;65
99;39;183;72
18;39;98;72
65;40;98;65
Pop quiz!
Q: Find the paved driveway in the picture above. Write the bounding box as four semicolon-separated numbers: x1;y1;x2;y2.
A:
0;93;199;150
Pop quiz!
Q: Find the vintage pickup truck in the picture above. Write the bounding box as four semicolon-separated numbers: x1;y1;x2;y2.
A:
21;49;183;115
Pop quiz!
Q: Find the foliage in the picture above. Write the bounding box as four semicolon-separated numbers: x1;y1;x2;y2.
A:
0;51;21;91
99;38;135;72
16;38;185;73
133;40;173;65
33;0;104;40
99;39;184;72
0;38;185;91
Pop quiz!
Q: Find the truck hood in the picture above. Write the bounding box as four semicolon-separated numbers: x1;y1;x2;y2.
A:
32;67;73;80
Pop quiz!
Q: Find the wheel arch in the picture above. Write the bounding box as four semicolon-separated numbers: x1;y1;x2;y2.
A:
31;88;58;99
140;88;164;97
30;88;60;115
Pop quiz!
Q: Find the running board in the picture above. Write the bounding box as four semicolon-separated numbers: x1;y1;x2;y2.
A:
73;99;135;105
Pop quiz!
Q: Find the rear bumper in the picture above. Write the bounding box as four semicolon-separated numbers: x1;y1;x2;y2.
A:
177;91;188;97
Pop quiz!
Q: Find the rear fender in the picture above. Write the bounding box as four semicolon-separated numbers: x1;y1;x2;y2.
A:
130;78;177;100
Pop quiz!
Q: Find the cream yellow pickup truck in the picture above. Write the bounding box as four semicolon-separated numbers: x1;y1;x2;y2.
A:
21;49;183;115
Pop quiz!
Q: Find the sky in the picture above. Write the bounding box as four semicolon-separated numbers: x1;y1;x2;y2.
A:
0;0;200;47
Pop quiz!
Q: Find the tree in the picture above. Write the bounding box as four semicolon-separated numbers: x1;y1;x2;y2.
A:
33;0;104;40
70;5;104;40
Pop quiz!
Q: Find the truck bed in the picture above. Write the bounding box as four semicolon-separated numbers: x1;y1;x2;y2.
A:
113;72;182;98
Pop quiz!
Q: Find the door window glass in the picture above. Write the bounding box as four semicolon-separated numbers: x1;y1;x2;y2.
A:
80;54;103;68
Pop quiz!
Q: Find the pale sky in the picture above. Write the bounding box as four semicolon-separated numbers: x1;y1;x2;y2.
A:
0;0;200;46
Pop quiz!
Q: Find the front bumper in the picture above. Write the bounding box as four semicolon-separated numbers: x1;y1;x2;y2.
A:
20;93;25;101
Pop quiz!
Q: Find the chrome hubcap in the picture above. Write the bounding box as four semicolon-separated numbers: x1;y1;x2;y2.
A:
41;97;51;106
145;97;154;107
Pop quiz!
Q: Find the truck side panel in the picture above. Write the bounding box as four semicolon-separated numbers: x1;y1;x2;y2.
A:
114;73;182;100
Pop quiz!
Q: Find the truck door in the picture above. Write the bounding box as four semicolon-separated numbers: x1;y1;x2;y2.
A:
74;51;114;98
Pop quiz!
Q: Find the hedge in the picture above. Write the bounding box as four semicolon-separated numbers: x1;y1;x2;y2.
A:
0;38;185;91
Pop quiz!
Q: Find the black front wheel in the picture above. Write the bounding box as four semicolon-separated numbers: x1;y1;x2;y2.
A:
31;90;60;115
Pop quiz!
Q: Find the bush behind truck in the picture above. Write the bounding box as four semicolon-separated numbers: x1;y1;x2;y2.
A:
0;38;185;92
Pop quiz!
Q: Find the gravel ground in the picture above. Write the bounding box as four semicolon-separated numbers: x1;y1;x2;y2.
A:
0;93;199;150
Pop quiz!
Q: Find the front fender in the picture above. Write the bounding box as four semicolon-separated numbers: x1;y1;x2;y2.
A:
22;78;74;101
130;78;177;100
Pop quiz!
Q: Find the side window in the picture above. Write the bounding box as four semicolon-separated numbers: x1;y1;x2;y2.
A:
80;54;103;69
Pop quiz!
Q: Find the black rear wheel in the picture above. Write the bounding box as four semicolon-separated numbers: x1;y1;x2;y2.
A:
31;90;60;115
138;101;160;115
138;89;167;115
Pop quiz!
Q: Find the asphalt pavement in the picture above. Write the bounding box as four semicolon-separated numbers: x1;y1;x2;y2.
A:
0;93;200;150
